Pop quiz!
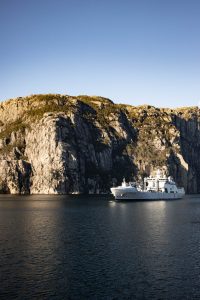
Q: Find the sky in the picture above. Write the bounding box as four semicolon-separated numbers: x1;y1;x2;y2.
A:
1;0;200;107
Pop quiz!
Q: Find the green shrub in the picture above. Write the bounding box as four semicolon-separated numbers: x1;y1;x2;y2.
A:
0;119;27;139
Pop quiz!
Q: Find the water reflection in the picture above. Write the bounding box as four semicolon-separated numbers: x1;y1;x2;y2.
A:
0;199;67;299
1;196;200;299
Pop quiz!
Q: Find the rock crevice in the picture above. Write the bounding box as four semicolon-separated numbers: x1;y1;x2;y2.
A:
0;94;199;194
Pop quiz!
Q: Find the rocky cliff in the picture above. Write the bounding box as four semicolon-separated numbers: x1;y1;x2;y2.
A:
0;94;199;194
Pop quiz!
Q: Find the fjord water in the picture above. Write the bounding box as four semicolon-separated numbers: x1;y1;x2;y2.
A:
0;195;200;299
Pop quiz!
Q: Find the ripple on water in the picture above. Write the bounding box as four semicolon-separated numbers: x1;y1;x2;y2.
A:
0;195;200;299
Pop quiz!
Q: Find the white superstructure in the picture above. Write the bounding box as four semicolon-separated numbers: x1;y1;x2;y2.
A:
111;170;185;200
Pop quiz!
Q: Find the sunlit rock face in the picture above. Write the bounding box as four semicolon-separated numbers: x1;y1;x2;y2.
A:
0;94;199;194
0;160;31;194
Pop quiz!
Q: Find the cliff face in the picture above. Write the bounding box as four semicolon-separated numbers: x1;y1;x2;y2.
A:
0;94;199;194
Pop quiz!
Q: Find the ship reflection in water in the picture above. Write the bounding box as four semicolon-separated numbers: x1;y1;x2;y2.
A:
0;194;200;299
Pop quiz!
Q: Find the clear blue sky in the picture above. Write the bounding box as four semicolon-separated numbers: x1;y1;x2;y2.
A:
1;0;200;107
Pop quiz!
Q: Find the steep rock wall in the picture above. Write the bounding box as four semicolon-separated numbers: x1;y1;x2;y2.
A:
0;94;199;194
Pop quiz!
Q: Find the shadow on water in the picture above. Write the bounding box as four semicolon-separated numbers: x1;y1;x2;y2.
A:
0;194;200;298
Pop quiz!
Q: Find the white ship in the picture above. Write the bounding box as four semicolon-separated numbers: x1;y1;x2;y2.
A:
111;170;185;200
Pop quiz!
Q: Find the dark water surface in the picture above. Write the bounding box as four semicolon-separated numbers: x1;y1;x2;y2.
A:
1;195;200;299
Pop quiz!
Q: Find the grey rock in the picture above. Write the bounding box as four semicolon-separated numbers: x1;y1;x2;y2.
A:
0;94;200;194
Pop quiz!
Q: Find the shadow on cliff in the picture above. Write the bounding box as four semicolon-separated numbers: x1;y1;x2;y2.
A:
167;150;188;192
54;108;138;193
172;114;200;193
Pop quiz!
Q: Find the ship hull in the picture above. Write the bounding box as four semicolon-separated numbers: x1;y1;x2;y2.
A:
111;189;185;200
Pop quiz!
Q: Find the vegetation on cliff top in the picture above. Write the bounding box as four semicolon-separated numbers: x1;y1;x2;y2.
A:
0;93;199;193
0;119;27;139
0;93;198;167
